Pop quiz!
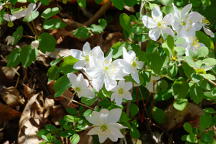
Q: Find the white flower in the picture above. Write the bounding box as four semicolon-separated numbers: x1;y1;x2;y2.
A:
178;36;206;56
198;16;214;38
3;3;40;22
5;36;15;45
86;108;126;143
70;42;101;70
67;73;94;98
31;40;39;49
142;6;174;41
111;80;132;105
86;48;127;91
118;47;144;84
170;4;202;37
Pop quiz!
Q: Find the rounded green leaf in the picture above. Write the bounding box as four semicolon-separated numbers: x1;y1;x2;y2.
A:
38;32;56;52
41;7;60;19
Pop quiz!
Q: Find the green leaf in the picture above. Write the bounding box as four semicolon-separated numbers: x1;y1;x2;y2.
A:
64;115;77;122
41;7;60;19
173;98;188;111
130;121;140;138
182;62;195;78
124;0;137;6
130;103;139;117
81;97;97;106
185;134;198;143
202;58;216;67
77;0;86;8
144;52;165;74
111;0;124;10
190;84;203;104
90;19;107;33
53;75;70;97
73;27;90;39
119;13;131;32
172;78;189;98
204;108;216;114
43;18;66;30
199;113;212;131
48;66;60;80
152;107;166;124
174;46;185;56
7;48;21;67
23;11;39;22
200;74;216;80
20;45;38;67
95;0;103;4
12;26;23;45
193;46;209;58
59;56;78;74
38;32;56;52
183;122;193;133
196;31;214;50
40;0;50;5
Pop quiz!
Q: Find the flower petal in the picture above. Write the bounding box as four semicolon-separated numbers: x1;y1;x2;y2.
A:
71;49;82;60
204;27;214;38
149;28;161;41
151;6;162;20
142;16;157;28
104;75;117;91
107;108;122;123
73;60;86;70
83;42;91;55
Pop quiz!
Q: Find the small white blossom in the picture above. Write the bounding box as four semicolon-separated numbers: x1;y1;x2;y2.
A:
86;108;126;143
67;73;94;98
86;48;127;91
5;36;15;45
118;47;144;84
111;80;132;105
4;3;40;22
70;42;101;70
31;40;39;49
142;6;174;41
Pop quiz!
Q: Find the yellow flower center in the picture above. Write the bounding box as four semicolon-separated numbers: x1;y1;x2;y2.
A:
195;68;206;74
192;39;200;48
75;87;81;92
202;19;210;25
181;21;186;26
100;124;108;132
118;88;124;95
104;66;109;71
84;55;89;62
131;61;137;68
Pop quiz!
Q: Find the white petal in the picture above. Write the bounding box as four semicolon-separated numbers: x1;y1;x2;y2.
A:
83;42;91;55
162;27;174;36
181;4;192;18
123;82;132;91
73;60;86;70
91;46;104;60
152;6;163;20
87;127;99;135
114;97;123;106
104;51;113;65
149;28;161;41
107;108;122;123
3;14;17;21
188;12;203;23
124;91;132;100
111;93;118;101
142;16;157;28
104;75;117;91
136;61;144;69
98;134;108;143
131;70;140;83
67;73;77;84
204;27;214;38
92;74;104;91
163;13;173;25
70;49;82;60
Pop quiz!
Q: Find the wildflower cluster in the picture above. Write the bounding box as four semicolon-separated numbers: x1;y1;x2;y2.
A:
142;4;214;56
64;3;215;143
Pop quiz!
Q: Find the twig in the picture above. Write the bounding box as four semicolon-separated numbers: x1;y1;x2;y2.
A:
61;95;94;110
84;1;112;26
206;78;216;87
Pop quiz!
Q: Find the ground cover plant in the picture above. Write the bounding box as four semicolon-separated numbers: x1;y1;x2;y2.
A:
0;0;216;143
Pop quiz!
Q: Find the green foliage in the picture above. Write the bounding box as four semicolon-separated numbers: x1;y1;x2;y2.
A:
38;32;56;52
41;7;60;19
43;18;66;29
